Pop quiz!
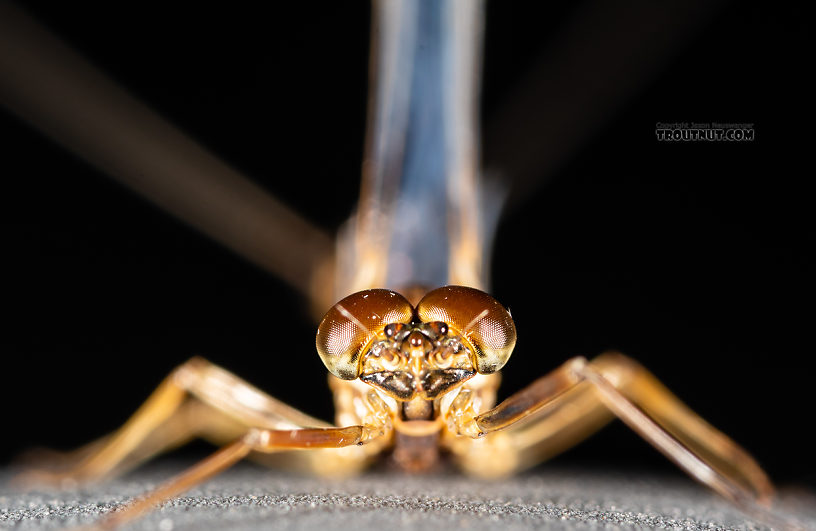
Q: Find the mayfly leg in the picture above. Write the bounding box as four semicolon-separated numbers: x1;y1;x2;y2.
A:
12;358;329;487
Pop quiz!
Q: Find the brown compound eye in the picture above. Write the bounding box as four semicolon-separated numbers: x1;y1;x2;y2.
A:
416;285;516;374
316;289;414;380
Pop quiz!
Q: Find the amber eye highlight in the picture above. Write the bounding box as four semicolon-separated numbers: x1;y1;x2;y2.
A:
316;289;414;379
416;285;516;374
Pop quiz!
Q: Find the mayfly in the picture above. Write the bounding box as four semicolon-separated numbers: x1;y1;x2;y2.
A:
0;1;792;529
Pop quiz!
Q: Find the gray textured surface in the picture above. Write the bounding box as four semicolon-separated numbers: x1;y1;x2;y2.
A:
1;463;814;530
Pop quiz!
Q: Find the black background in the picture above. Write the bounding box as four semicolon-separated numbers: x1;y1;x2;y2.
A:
1;1;813;489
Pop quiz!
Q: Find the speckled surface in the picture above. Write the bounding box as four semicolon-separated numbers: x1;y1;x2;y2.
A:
1;463;813;530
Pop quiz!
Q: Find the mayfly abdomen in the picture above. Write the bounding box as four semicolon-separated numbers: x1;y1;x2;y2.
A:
342;0;502;296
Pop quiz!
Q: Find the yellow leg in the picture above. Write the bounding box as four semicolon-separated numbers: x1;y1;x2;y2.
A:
448;353;774;509
15;357;331;487
93;425;372;530
577;353;773;504
446;376;613;478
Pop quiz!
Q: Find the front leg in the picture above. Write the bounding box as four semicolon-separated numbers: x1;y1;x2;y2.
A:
445;353;775;515
81;383;394;529
14;357;333;487
92;423;384;530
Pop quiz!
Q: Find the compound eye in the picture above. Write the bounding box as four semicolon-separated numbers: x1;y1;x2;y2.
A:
316;289;414;380
416;285;516;374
